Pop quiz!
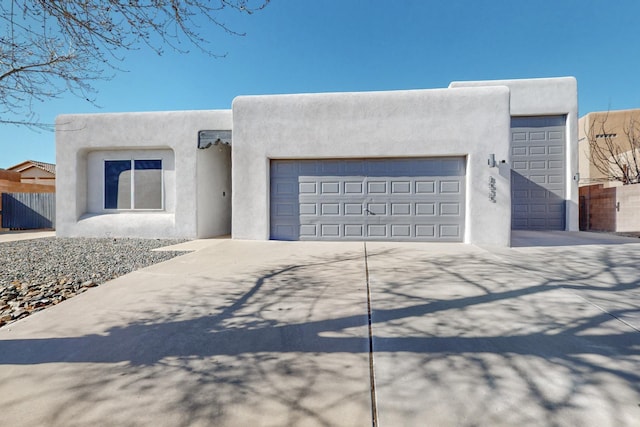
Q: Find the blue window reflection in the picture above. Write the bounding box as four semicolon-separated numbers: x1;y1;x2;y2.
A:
104;160;131;209
134;159;162;171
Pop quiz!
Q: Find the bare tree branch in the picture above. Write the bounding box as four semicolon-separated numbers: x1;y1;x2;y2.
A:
0;0;269;128
586;111;640;184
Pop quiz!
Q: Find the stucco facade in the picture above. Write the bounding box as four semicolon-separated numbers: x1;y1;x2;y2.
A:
56;110;231;239
232;86;512;245
450;77;579;232
56;77;578;246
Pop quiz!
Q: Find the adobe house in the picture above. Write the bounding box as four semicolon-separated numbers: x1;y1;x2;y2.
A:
56;77;578;246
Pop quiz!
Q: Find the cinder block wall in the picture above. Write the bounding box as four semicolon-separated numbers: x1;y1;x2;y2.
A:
579;184;616;231
579;183;640;232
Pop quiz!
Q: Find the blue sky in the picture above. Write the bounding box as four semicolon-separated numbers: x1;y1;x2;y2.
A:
2;0;639;168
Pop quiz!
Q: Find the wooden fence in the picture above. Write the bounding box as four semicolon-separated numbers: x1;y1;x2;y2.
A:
1;193;56;229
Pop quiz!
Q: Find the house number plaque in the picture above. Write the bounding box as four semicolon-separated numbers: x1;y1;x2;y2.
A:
489;176;497;203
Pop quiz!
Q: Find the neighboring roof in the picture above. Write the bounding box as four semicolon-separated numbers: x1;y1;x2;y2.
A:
7;160;56;175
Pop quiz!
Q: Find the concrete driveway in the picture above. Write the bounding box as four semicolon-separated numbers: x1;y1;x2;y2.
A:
0;233;639;426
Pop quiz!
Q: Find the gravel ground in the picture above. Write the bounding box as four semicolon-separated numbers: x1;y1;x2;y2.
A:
0;237;189;328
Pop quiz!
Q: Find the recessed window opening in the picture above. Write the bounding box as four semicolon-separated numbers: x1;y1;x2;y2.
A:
104;159;163;210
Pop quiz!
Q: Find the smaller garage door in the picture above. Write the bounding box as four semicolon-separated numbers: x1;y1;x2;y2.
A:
511;116;566;230
270;158;466;241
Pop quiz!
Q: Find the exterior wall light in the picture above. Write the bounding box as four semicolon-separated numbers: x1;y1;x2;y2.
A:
488;154;497;168
198;130;232;149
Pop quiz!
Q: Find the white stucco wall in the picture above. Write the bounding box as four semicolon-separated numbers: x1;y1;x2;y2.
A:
232;86;513;246
449;77;579;231
56;110;232;238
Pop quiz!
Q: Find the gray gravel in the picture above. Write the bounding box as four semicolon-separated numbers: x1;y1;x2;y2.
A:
0;237;189;327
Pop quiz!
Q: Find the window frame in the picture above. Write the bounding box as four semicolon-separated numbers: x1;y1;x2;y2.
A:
103;158;164;211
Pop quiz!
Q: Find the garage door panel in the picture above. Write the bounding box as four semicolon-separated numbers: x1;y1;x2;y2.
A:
548;203;565;213
368;160;389;175
416;224;435;237
530;204;547;213
547;175;564;184
391;203;411;215
344;203;363;215
416;203;436;216
511;116;566;230
320;203;340;215
367;203;387;215
440;224;461;238
274;202;297;216
440;181;461;193
547;218;564;228
512;146;527;155
271;158;466;241
529;160;546;169
391;181;411;194
320;224;340;237
440;203;461;216
298;182;317;194
548;146;564;155
415;181;436;194
440;158;465;174
512;218;527;228
344;161;366;175
529;175;547;184
344;181;364;194
512;161;528;171
367;224;387;237
298;162;318;175
272;180;297;196
548;160;564;169
513;204;529;214
344;224;364;237
320;182;340;194
320;161;341;174
272;161;298;176
299;224;317;238
529;146;546;155
272;223;298;240
530;189;547;199
367;181;388;194
513;189;528;198
299;203;317;215
391;224;411;237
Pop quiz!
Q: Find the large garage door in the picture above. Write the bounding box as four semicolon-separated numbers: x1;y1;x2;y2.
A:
511;116;566;230
270;158;466;241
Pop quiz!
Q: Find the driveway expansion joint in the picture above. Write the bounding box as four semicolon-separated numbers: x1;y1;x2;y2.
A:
364;241;378;427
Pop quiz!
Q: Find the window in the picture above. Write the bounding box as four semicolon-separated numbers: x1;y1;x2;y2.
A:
105;159;163;210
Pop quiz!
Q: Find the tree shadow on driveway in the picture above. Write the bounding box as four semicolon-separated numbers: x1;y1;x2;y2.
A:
367;243;640;426
0;242;639;426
